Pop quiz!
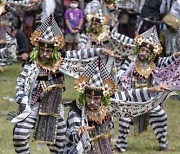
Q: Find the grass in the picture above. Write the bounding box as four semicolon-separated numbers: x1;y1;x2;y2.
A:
0;63;180;154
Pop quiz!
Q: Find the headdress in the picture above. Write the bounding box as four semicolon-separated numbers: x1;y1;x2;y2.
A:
85;0;111;26
134;26;163;56
75;58;115;124
104;0;117;9
30;15;64;49
75;57;115;106
116;0;139;11
30;15;65;72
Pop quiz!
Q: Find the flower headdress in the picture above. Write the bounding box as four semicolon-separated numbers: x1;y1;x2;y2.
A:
29;15;65;71
134;26;163;58
75;58;115;106
85;0;112;27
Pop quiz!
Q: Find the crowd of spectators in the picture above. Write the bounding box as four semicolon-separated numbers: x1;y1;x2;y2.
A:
1;0;180;63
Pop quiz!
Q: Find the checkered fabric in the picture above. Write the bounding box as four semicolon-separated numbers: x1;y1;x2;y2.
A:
140;26;160;45
84;0;101;15
116;0;136;10
36;15;63;41
84;0;105;24
83;58;113;87
3;0;29;5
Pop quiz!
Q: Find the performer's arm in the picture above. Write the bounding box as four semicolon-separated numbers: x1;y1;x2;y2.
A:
111;28;134;45
78;33;88;50
66;48;114;59
66;109;82;143
115;87;151;102
157;52;180;68
115;57;132;84
115;84;170;102
15;64;29;105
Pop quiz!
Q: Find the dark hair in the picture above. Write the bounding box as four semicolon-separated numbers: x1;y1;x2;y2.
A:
14;16;22;30
140;42;154;52
91;17;101;23
85;86;103;96
39;41;54;49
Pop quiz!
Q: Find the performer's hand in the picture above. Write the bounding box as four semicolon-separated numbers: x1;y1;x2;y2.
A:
18;103;26;114
147;84;171;93
175;52;180;58
100;48;114;56
120;75;126;82
18;53;29;61
75;126;95;135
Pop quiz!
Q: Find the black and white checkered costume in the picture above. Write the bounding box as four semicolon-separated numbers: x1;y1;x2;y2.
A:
115;54;177;152
0;33;17;66
65;88;152;153
78;28;135;74
13;48;102;154
78;28;134;52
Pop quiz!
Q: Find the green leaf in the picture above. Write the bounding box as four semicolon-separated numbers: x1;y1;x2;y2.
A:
134;46;140;55
30;46;39;62
78;92;85;105
101;95;110;106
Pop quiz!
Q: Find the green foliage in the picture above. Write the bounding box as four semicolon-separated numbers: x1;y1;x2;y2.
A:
0;64;180;153
29;46;39;62
77;92;86;105
101;95;110;106
86;24;103;35
50;47;60;64
30;46;61;65
148;53;155;62
134;46;140;55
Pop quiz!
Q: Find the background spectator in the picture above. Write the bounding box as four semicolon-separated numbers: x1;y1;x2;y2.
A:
64;0;84;50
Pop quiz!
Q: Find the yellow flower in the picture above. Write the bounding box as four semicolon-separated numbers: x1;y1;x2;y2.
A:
54;35;65;50
134;35;144;46
102;84;111;96
75;76;89;92
153;43;163;55
30;31;41;46
103;79;115;96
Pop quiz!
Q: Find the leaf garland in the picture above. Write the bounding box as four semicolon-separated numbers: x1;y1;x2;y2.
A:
50;47;60;64
134;46;140;55
148;53;155;62
86;24;103;35
77;92;86;105
101;95;110;106
30;46;39;62
29;46;61;65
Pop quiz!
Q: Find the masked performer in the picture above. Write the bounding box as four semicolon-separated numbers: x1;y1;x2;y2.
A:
11;14;113;154
65;57;172;154
78;0;136;74
115;26;180;152
0;1;17;70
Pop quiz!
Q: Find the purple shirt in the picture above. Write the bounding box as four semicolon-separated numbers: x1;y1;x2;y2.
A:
64;8;84;33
